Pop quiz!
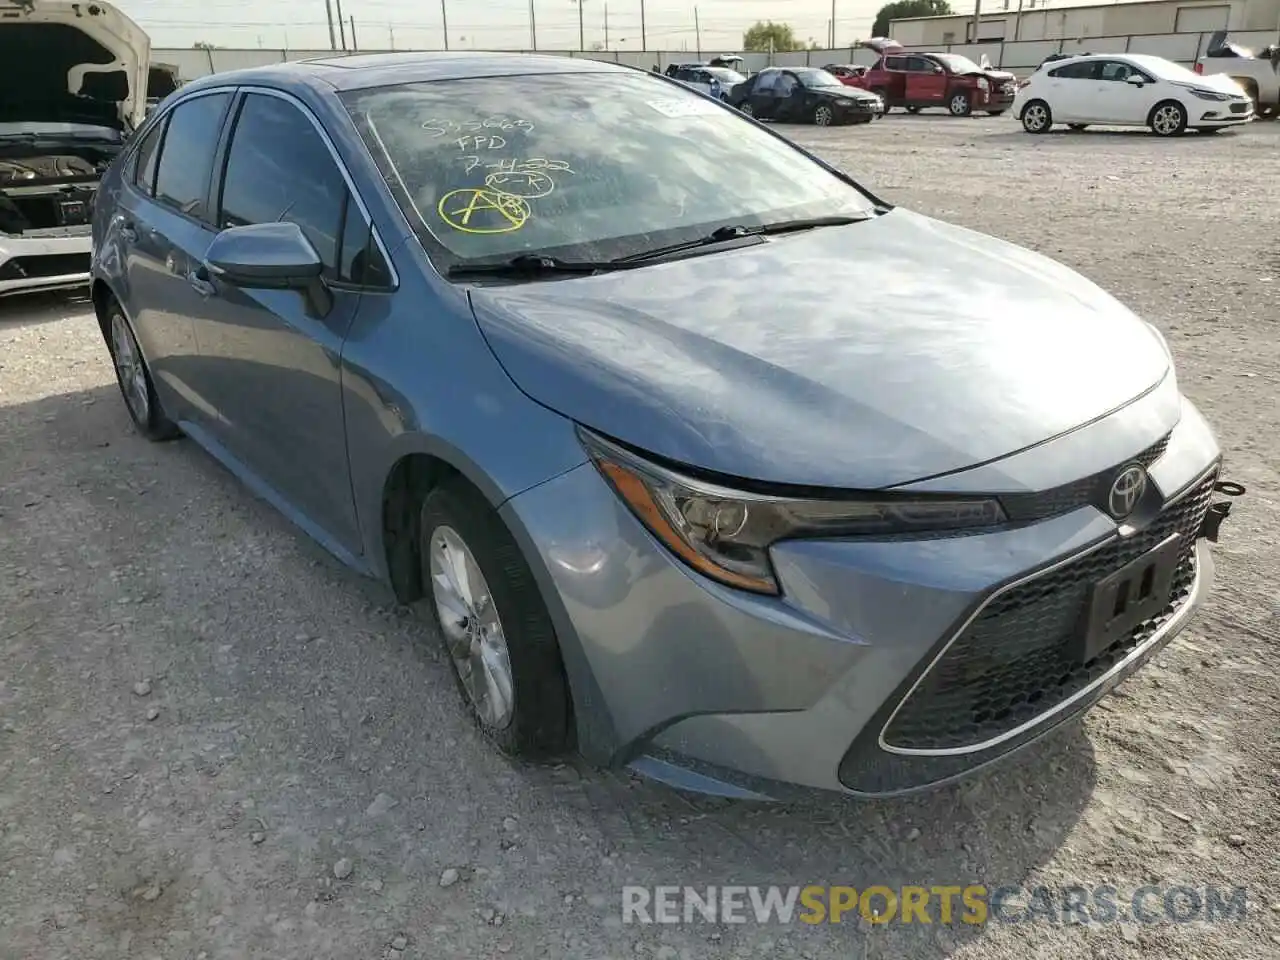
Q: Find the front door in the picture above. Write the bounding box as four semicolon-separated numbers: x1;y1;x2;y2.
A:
772;72;807;121
1094;60;1158;123
190;89;377;553
904;56;948;106
119;90;234;426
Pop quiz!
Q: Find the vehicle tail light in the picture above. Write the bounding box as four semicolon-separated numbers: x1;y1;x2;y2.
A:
1194;63;1203;74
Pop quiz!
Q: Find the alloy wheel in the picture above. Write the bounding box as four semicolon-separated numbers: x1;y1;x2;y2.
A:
950;94;970;116
429;525;515;730
740;102;754;116
814;105;833;126
1023;103;1049;132
1152;104;1184;135
110;312;150;424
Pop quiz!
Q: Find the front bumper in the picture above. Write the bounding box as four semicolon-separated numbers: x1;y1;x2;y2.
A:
1192;101;1254;125
0;232;92;296
836;99;883;121
501;394;1231;799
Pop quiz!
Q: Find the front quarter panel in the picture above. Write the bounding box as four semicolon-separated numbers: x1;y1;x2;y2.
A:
340;245;590;580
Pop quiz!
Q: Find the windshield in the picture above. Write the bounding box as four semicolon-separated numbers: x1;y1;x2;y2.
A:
792;68;843;89
707;68;745;84
933;54;983;74
1137;57;1214;83
341;72;874;269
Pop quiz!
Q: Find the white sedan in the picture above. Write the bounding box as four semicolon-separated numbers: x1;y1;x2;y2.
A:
1014;53;1253;136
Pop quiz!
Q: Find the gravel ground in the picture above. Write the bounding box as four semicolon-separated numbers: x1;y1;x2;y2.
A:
2;114;1278;960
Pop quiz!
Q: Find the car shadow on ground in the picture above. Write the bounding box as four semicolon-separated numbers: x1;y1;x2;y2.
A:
4;380;1103;958
0;288;93;327
982;127;1250;144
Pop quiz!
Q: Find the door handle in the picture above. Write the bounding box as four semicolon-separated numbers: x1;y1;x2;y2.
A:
187;266;216;298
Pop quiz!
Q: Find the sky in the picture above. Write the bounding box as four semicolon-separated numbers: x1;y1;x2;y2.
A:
116;0;916;53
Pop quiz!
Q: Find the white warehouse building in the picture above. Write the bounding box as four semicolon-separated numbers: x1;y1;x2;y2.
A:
889;0;1280;45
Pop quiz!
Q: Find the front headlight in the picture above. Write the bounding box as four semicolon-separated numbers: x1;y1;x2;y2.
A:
977;78;990;91
581;429;1006;595
1190;88;1231;101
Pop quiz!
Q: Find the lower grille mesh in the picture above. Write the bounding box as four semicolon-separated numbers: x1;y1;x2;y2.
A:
881;468;1217;752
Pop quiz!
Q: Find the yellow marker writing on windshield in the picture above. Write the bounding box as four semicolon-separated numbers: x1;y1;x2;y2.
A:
437;187;530;234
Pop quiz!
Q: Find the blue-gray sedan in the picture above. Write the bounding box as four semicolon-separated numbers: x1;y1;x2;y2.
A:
90;52;1239;800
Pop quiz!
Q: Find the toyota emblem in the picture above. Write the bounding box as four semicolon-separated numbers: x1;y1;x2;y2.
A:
1107;464;1148;519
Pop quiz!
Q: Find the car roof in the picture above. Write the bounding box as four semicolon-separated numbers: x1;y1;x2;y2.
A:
175;51;636;95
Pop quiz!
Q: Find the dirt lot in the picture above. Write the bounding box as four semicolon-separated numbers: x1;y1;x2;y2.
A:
2;114;1278;960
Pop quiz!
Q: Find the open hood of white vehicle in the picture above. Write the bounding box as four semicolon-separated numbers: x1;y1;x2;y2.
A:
0;0;150;132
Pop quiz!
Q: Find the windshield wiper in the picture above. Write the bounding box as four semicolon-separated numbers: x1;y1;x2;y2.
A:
613;214;871;264
447;254;635;280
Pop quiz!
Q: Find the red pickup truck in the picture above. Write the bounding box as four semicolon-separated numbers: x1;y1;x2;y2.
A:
854;39;1018;116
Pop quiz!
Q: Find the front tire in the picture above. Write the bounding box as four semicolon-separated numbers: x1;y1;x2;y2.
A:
1149;100;1187;137
106;302;180;442
1021;99;1052;133
420;479;570;759
948;91;972;116
813;103;835;126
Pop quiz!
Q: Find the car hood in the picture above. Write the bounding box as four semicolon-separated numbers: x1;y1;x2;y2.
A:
0;0;150;132
468;209;1171;490
1174;74;1248;96
820;87;879;102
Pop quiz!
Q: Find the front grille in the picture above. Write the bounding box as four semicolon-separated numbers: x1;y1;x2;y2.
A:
0;253;91;281
880;467;1217;752
1000;433;1170;523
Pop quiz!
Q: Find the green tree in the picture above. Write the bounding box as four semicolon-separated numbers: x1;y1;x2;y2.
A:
742;21;803;52
871;0;953;39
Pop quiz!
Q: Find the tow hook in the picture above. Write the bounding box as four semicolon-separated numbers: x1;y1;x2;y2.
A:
1200;480;1246;543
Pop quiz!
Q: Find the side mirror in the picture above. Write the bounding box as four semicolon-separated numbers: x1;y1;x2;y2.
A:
1125;74;1146;85
204;221;332;316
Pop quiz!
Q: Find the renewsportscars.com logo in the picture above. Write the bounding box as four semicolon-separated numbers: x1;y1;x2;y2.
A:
622;884;1250;926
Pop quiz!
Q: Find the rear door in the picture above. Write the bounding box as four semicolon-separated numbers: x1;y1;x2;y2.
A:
749;69;782;118
117;89;234;423
905;56;948;105
192;88;395;553
1045;60;1100;120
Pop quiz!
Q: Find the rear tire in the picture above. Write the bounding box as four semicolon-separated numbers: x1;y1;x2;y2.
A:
105;301;181;442
739;101;754;117
1021;99;1052;133
1149;100;1187;137
419;479;570;759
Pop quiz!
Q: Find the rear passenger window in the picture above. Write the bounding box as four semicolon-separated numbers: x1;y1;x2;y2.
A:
1049;62;1097;80
884;56;906;70
754;71;778;92
153;92;231;221
132;117;166;196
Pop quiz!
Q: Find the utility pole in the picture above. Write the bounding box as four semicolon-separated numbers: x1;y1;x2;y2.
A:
324;0;336;49
604;3;609;48
389;24;395;49
441;0;450;50
529;0;537;50
694;6;701;55
1012;0;1024;40
335;0;347;49
575;0;585;51
971;0;983;43
830;0;836;47
640;0;646;49
349;15;357;50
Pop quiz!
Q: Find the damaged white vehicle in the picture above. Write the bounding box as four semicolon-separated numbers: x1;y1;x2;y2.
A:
0;0;148;296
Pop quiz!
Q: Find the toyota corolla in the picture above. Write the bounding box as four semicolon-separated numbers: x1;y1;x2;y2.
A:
90;52;1238;799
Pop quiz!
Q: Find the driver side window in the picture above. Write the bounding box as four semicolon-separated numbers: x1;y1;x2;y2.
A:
754;70;778;92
